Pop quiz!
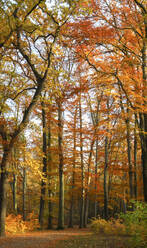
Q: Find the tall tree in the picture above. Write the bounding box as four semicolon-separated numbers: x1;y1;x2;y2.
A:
0;0;77;235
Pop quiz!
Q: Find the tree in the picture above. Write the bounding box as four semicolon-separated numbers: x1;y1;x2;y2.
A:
0;0;77;236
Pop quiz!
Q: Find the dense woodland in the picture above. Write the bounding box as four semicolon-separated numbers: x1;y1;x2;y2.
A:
0;0;147;238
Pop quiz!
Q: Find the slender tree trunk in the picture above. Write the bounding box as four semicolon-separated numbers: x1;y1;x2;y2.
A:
104;136;108;220
11;148;18;215
141;135;147;202
68;169;75;228
134;114;138;199
79;96;84;229
48;117;53;229
0;150;8;236
22;167;27;221
68;107;77;228
57;100;64;230
126;104;133;199
68;187;74;228
94;138;98;218
108;175;112;197
141;12;147;202
84;139;94;227
140;113;147;201
12;174;17;215
39;101;47;227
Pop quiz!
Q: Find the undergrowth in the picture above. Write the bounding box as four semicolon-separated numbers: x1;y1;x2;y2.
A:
90;201;147;248
120;201;147;248
6;212;40;234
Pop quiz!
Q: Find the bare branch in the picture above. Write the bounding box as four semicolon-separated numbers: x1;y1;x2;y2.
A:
12;87;37;100
24;0;45;21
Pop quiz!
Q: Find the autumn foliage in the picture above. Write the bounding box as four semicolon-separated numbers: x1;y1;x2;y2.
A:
0;0;147;245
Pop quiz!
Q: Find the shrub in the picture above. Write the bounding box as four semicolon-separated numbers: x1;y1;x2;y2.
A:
120;201;147;248
6;214;27;234
90;217;126;236
6;213;40;234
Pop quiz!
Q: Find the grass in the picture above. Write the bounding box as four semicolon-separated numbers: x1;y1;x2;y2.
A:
56;234;129;248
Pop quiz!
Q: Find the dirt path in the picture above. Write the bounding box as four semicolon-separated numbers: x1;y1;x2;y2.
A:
0;228;91;248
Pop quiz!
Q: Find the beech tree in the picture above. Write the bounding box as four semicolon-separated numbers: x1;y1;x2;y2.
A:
0;0;79;236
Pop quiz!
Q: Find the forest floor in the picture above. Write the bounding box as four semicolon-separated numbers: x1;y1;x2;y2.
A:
0;228;129;248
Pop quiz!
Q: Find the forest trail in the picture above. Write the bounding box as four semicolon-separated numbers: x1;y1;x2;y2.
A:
0;228;91;248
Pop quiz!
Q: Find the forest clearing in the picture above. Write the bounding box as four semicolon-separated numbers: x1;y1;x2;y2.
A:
0;0;147;247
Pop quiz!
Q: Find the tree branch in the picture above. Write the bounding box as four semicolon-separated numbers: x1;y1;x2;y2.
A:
134;0;146;14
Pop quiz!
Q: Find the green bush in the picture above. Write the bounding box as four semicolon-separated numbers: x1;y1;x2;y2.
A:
120;201;147;248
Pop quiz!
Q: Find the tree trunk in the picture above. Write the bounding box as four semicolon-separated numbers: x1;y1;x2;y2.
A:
0;152;8;236
48;117;53;229
104;136;108;220
134;114;138;200
140;114;147;202
94;138;98;218
12;148;18;215
141;12;147;202
141;135;147;202
57;100;64;230
126;103;133;199
39;101;47;227
84;138;94;227
68;107;77;228
22;167;27;221
79;96;84;229
12;174;17;215
94;137;98;218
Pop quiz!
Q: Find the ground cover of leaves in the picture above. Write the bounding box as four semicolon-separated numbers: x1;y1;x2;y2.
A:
56;234;129;248
0;228;128;248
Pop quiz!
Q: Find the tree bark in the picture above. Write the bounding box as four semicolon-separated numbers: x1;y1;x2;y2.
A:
104;136;108;220
39;101;47;228
79;96;84;229
84;139;94;227
141;10;147;202
126;103;133;199
0;150;8;237
94;138;98;218
48;113;53;229
57;100;64;230
12;173;17;215
11;147;18;215
134;114;138;200
68;107;77;228
22;167;27;221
